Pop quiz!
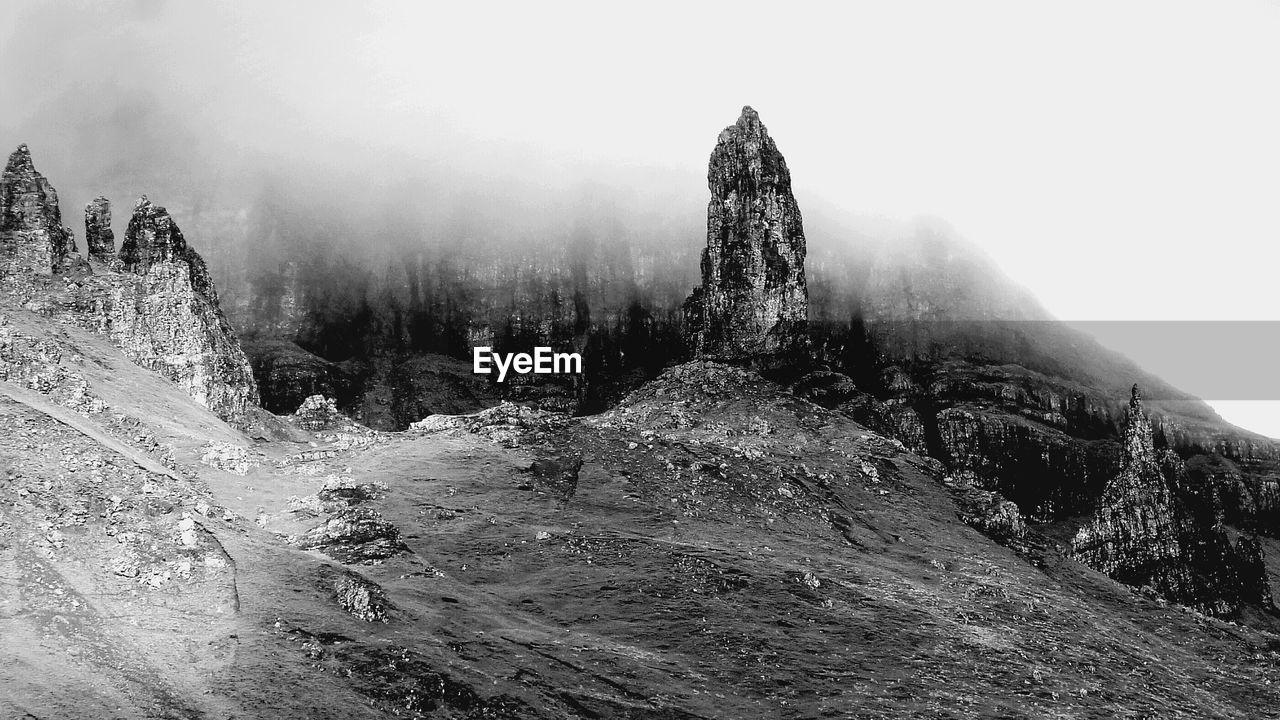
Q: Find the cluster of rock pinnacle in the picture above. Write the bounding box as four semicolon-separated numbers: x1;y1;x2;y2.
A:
0;144;258;423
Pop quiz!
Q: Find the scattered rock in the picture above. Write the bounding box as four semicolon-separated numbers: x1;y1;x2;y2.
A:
318;565;391;622
200;442;253;475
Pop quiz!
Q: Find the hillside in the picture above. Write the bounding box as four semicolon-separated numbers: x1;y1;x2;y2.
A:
3;328;1280;717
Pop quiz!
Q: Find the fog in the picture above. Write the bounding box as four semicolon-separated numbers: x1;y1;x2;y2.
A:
2;1;1279;433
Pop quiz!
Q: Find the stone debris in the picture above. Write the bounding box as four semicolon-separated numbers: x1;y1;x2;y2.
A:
409;400;568;448
200;441;254;475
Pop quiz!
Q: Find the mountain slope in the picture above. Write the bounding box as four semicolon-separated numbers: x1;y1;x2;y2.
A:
4;327;1280;717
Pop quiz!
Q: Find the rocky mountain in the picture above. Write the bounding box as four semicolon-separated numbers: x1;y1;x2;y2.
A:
197;109;1280;609
0;145;259;424
684;106;808;362
3;109;1280;717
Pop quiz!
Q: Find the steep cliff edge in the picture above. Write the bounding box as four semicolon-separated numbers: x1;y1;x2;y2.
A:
685;106;808;362
0;145;258;424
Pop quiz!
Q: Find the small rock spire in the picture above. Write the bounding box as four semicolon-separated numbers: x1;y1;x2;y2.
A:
85;196;114;262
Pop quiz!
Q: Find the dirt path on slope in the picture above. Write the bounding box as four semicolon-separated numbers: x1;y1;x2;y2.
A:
0;380;182;481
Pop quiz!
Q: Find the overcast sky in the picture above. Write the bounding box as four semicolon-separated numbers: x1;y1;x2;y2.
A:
3;1;1279;434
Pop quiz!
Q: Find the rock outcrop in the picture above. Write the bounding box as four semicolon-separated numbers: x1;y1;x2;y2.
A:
1072;385;1272;615
84;195;114;262
685;106;808;362
0;145;258;424
1;144;74;277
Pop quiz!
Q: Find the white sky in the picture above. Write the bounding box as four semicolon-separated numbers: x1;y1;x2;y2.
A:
11;1;1280;435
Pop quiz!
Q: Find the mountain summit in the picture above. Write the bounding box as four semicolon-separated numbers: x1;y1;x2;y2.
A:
685;106;808;362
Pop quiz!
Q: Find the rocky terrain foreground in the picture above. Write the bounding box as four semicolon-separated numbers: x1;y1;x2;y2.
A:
2;333;1280;718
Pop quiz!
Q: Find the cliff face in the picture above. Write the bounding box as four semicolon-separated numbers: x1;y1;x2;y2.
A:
1072;386;1271;615
685;106;808;362
0;145;258;424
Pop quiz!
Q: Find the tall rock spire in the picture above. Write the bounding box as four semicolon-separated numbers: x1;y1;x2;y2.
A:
0;144;74;276
85;196;114;262
685;106;808;361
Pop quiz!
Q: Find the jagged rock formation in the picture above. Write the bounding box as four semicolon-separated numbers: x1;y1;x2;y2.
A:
1;144;75;276
1072;385;1271;615
77;196;258;422
119;196;205;278
0;145;258;424
685;106;808;362
1072;386;1188;589
84;195;114;262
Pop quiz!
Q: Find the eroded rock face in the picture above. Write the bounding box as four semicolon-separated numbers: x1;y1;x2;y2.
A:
685;106;807;362
84;196;114;262
120;196;200;277
1072;385;1272;615
936;406;1114;521
1;144;74;277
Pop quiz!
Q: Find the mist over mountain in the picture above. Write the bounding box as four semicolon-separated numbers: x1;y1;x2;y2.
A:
6;4;1280;717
